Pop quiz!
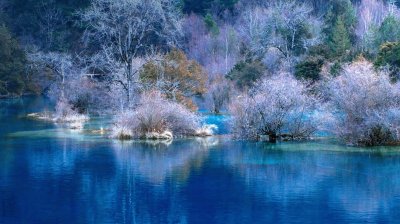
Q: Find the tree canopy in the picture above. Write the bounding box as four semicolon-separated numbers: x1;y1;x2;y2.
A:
0;24;27;96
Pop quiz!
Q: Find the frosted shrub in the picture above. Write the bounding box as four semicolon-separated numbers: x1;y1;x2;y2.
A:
195;124;218;137
230;73;320;142
54;97;89;123
326;59;400;146
28;97;88;128
111;112;135;140
205;76;232;114
112;91;201;140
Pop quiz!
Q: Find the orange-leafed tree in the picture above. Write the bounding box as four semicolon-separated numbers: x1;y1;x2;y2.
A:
140;49;207;110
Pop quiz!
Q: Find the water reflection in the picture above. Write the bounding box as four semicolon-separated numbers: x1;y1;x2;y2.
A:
3;136;400;223
112;139;212;184
220;141;400;223
3;98;400;223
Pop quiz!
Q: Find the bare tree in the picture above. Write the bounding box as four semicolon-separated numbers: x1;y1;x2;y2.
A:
35;0;67;50
183;14;240;78
205;76;233;114
355;0;400;51
230;73;320;142
325;58;400;146
236;1;321;60
28;51;75;99
80;0;182;107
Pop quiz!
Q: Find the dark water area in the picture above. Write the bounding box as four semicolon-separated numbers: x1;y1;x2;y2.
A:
2;98;400;223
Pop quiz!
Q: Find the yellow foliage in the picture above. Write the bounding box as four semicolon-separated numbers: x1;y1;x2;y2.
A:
140;49;207;110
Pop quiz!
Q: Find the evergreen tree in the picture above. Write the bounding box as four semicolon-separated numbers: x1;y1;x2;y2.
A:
0;24;27;96
183;0;213;14
324;0;356;32
365;15;400;57
328;16;351;57
203;13;219;35
324;0;356;58
295;57;324;82
375;15;400;46
182;0;238;15
5;0;90;51
226;60;265;90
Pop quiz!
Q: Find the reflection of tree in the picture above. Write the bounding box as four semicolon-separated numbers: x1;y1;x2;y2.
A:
224;142;338;197
5;123;400;223
112;140;211;184
0;138;215;223
0;143;15;185
222;141;400;222
328;155;400;221
0;97;51;119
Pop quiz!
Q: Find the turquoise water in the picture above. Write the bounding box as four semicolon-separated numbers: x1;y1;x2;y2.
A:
2;98;400;223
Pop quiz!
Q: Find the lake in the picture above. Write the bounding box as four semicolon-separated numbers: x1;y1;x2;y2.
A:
2;97;400;223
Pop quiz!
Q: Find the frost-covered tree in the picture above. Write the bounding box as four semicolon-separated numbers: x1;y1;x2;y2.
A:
28;51;114;114
28;51;74;99
112;91;201;140
356;0;393;50
326;59;400;146
81;0;182;106
230;73;320;143
35;0;68;51
205;76;232;114
183;14;240;77
237;0;321;60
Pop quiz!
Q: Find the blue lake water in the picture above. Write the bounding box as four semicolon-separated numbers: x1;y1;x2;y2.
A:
2;98;400;223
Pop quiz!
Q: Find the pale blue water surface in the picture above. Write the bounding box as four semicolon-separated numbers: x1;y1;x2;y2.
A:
2;97;400;223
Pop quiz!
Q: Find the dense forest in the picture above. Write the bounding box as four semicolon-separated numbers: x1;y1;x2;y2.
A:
1;0;400;146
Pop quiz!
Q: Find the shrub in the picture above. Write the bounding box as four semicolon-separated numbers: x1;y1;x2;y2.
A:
28;97;89;129
326;59;400;146
112;91;201;140
54;97;89;123
230;73;319;142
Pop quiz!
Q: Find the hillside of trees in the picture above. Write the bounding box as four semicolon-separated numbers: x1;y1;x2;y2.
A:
2;0;400;146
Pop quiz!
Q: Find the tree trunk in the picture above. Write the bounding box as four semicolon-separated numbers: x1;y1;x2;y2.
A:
126;61;133;107
269;132;277;143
